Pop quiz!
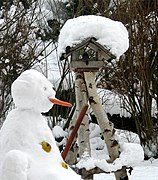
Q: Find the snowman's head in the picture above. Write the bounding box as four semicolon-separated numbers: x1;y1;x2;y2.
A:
11;69;71;113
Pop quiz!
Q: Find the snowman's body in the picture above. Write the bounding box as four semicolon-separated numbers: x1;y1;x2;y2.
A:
0;70;81;180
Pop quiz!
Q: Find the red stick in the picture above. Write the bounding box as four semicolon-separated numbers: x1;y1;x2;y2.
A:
62;104;89;160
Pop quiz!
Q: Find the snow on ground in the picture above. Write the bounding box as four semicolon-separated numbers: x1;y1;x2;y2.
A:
76;123;144;174
94;159;158;180
79;123;158;180
48;120;156;180
58;15;129;58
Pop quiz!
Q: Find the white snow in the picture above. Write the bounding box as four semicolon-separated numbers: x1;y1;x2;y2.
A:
115;129;140;144
90;123;109;160
51;122;158;180
11;69;56;113
97;88;131;117
52;125;67;148
97;88;158;118
52;125;68;138
0;70;81;180
58;15;129;58
94;159;158;180
76;141;144;173
76;123;144;173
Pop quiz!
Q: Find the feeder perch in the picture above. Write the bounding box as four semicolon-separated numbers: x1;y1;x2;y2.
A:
60;37;116;72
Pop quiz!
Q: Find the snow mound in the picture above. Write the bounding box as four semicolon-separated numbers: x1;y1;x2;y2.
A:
58;15;129;58
76;142;144;173
52;125;67;138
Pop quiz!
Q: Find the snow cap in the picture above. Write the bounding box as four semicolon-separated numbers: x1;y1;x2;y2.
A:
58;15;129;59
11;69;55;112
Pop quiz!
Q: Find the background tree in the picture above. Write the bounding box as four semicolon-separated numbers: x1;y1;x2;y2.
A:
98;0;158;158
0;0;58;126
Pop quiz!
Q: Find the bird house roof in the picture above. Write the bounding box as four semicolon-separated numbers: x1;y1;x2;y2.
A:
60;37;116;61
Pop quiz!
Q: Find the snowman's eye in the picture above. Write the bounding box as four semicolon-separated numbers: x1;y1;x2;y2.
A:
43;87;47;91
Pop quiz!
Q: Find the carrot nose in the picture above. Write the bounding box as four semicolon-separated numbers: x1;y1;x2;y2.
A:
48;98;72;107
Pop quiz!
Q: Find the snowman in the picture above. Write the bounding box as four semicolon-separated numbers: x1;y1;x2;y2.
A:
0;69;82;180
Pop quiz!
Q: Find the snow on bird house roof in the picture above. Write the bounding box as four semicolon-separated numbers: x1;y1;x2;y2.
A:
58;15;129;59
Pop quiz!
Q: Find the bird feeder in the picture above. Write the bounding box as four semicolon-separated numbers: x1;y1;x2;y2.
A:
60;37;116;72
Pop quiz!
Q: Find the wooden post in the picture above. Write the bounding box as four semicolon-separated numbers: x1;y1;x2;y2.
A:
84;71;128;180
75;72;92;180
75;72;91;158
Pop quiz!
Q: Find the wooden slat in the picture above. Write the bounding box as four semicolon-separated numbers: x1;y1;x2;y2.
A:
70;61;104;71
